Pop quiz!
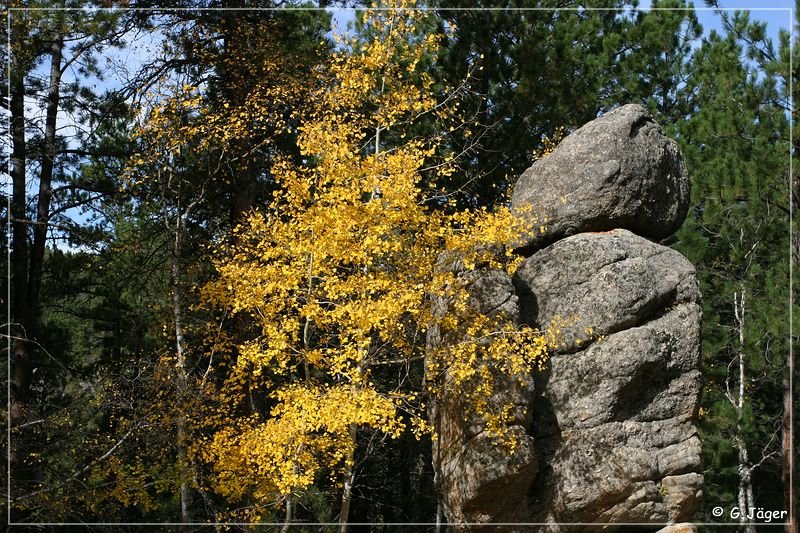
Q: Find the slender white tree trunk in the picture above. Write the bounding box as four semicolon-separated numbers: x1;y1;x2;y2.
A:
281;494;293;533
782;371;794;533
171;219;192;526
339;423;358;533
733;288;756;533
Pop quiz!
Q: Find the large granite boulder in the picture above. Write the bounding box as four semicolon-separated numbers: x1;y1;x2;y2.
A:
511;104;689;253
515;231;703;530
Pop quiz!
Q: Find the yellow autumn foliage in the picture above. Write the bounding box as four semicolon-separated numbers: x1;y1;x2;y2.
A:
194;0;553;507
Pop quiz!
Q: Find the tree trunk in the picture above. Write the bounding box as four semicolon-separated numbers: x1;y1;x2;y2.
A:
790;25;799;533
281;495;293;533
736;441;756;533
783;372;795;533
9;20;30;413
171;215;192;526
221;0;257;226
733;288;756;533
10;28;64;511
338;423;358;533
28;35;63;311
9;9;31;504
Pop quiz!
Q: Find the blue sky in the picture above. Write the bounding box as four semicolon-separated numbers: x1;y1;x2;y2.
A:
640;1;794;41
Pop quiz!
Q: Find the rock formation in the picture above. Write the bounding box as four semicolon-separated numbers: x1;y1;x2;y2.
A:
428;267;538;526
428;104;702;532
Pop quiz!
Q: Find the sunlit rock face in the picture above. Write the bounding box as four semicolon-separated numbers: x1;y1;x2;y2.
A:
427;267;539;527
428;105;702;532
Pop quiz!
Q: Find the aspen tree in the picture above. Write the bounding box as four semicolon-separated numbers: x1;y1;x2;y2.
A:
200;0;550;524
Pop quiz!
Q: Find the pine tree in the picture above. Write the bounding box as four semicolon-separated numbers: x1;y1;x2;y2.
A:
5;2;145;520
430;0;701;207
673;12;792;526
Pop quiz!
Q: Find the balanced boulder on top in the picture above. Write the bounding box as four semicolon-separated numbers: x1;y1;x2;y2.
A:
511;104;689;253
